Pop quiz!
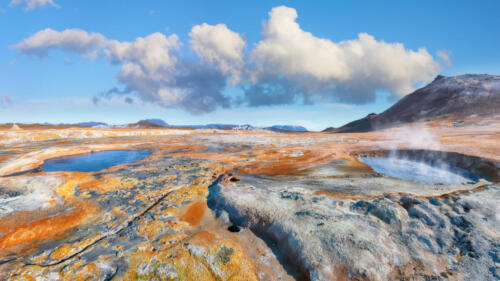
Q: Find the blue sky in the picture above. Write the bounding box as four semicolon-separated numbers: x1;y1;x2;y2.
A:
1;0;499;130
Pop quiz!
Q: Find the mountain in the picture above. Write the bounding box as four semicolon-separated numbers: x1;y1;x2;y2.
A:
267;125;308;132
324;74;500;133
75;122;108;127
138;119;168;127
233;124;257;130
375;74;500;125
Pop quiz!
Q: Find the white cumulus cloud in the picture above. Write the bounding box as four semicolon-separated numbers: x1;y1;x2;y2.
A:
103;33;230;113
9;0;58;10
14;28;107;57
248;6;441;104
189;23;246;83
105;33;181;93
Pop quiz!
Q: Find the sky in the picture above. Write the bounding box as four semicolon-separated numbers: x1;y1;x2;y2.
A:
0;0;499;131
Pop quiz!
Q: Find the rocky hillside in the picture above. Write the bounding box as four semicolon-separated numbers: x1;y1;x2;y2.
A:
324;74;500;133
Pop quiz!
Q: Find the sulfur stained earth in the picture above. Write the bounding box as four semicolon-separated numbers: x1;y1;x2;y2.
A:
0;122;498;281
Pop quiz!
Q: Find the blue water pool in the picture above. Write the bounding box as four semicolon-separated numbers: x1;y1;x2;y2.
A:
43;150;150;172
360;156;478;184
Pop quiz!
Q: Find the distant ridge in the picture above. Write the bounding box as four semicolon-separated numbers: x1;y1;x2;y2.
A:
266;125;308;132
0;119;307;132
4;120;310;132
138;119;169;127
75;121;108;127
126;121;165;129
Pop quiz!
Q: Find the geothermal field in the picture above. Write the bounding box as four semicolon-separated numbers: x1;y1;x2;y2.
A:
0;117;498;281
1;1;500;279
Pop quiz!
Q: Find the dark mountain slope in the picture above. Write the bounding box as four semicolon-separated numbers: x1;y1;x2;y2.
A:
324;74;500;133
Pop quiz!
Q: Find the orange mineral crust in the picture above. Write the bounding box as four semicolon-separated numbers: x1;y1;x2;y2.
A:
179;200;207;226
0;201;97;255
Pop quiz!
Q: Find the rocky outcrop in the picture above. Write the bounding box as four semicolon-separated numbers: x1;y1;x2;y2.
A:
209;174;500;281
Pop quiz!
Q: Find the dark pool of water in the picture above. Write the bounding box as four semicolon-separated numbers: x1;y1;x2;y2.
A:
43;150;150;172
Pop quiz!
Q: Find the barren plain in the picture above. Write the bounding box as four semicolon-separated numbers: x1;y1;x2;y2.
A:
0;121;498;280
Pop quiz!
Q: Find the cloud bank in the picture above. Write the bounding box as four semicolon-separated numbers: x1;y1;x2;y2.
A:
9;0;58;10
14;5;443;114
